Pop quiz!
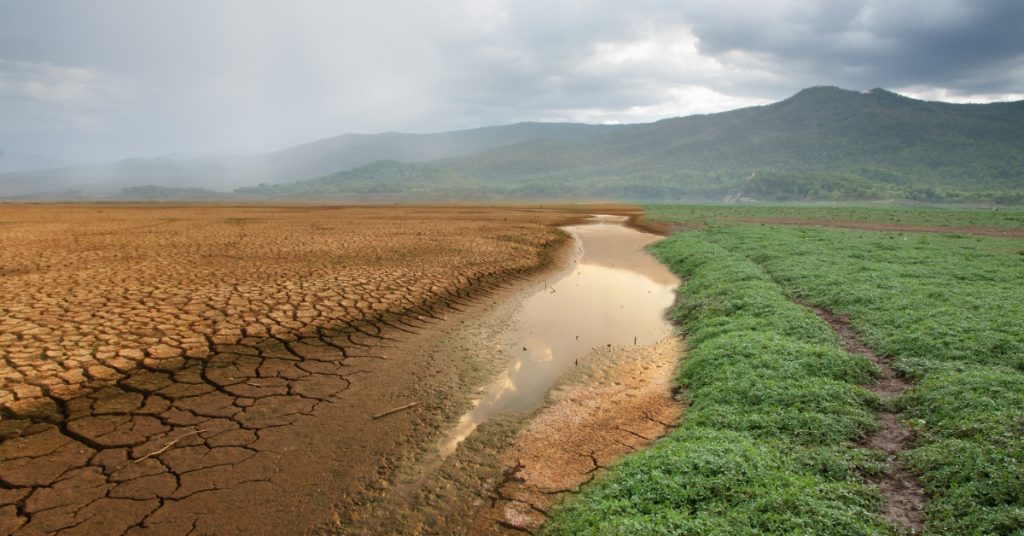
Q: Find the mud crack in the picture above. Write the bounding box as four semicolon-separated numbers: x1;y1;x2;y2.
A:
1;205;581;535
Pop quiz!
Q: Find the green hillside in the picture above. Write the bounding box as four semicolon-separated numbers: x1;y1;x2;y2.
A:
240;87;1024;203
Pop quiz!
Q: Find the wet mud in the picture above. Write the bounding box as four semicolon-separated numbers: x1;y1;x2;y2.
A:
473;337;684;534
349;215;684;535
438;215;678;457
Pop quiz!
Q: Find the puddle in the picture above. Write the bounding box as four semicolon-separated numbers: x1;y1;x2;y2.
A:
438;215;679;456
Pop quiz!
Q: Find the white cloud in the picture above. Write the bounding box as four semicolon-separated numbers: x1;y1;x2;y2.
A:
550;86;772;125
581;27;723;75
896;86;1024;104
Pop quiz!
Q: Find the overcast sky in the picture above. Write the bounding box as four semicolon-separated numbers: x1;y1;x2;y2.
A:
1;0;1022;163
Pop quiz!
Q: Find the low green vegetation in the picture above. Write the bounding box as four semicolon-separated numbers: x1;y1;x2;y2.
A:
544;235;896;534
645;204;1024;230
548;207;1024;534
695;225;1024;533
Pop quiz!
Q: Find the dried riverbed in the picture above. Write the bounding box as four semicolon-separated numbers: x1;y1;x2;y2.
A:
348;215;684;534
0;204;579;536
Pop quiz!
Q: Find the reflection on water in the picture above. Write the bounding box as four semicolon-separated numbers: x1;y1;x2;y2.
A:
438;215;679;456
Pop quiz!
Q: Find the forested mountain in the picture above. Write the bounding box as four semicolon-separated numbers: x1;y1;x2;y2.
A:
0;122;622;197
242;87;1024;203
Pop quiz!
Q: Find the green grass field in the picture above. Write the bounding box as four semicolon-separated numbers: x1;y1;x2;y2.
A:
546;206;1024;535
645;204;1024;230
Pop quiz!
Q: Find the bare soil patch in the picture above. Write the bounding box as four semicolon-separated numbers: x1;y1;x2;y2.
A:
622;213;696;237
0;204;586;535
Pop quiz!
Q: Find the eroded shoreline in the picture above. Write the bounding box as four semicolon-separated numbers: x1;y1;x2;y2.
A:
347;215;685;535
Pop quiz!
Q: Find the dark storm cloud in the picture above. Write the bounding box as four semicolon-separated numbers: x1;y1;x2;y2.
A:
676;0;1024;93
0;0;1020;163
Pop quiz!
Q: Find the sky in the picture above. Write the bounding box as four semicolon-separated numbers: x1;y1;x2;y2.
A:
1;0;1022;163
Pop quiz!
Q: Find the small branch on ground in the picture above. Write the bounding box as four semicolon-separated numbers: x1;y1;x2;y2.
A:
132;429;209;463
372;402;420;419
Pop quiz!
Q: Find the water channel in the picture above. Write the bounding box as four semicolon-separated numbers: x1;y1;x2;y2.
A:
438;215;680;456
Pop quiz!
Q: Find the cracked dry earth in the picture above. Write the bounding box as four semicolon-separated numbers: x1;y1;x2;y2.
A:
0;204;578;535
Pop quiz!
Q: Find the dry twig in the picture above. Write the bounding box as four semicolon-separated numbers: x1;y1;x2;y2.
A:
132;429;209;463
372;402;420;419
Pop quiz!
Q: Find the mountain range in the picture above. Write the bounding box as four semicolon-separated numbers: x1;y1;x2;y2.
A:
4;86;1023;203
0;123;622;198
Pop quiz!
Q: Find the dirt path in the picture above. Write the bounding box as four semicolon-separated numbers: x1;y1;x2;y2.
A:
810;307;924;533
627;211;930;532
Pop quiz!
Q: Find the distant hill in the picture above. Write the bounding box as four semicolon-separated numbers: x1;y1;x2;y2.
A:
116;185;225;200
8;87;1023;203
0;150;64;174
0;122;623;198
242;87;1024;203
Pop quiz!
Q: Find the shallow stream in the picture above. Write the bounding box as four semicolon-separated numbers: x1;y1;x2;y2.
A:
438;215;679;455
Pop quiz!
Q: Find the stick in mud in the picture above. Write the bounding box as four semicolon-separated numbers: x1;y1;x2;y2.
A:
373;402;421;419
132;429;209;463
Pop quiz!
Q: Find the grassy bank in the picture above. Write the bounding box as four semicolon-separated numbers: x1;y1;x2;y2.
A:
694;225;1024;533
548;205;1024;534
544;236;896;534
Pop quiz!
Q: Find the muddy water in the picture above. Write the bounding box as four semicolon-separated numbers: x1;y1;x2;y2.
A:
438;215;679;456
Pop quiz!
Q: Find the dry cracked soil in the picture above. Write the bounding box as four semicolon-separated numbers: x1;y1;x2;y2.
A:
0;203;592;535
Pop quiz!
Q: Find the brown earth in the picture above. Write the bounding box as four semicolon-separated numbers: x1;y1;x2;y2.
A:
340;329;683;536
809;306;924;533
328;221;685;535
471;337;683;535
0;203;614;535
